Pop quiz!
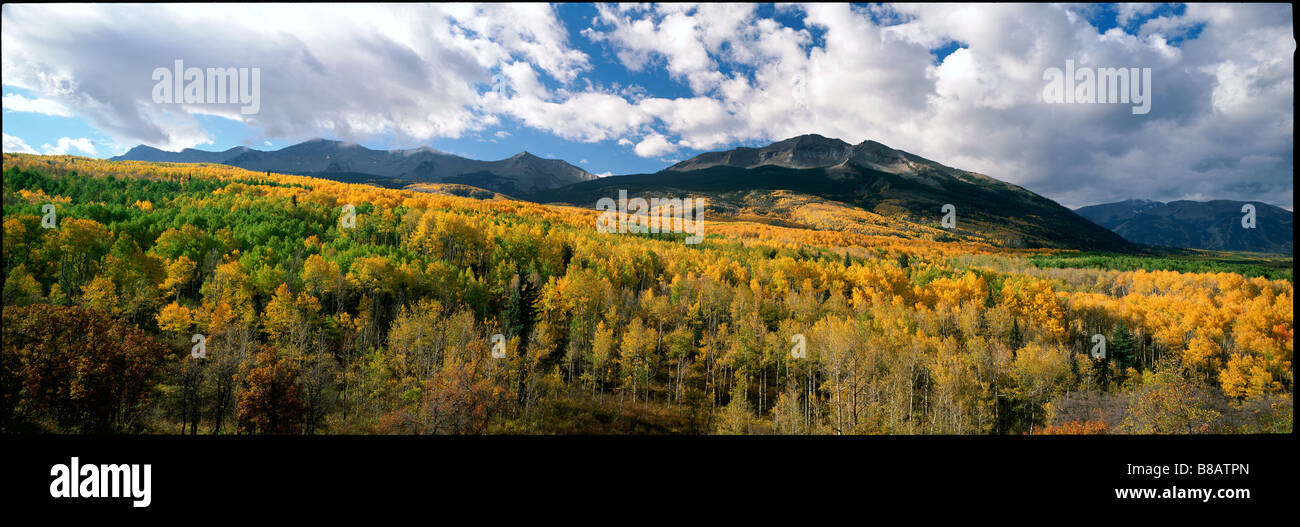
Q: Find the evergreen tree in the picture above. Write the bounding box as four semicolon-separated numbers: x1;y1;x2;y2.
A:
1110;321;1136;372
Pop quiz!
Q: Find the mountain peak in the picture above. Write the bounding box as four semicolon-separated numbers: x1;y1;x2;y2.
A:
665;134;984;182
668;134;856;172
541;133;1133;251
121;144;164;155
400;145;446;157
779;133;851;148
663;134;931;173
111;138;595;193
111;144;251;163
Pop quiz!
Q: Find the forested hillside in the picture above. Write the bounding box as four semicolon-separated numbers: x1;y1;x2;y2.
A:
525;135;1134;252
1075;199;1294;254
112;139;598;195
1;154;1291;435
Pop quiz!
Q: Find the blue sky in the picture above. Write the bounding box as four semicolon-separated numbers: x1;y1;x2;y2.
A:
2;3;1292;208
3;3;826;175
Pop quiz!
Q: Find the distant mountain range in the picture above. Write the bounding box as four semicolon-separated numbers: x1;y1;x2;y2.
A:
527;134;1132;251
115;135;1289;255
111;139;596;194
113;145;256;164
1075;199;1293;254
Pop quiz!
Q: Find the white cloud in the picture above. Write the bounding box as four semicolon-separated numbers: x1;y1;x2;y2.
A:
575;3;1294;208
1117;4;1159;27
3;133;38;154
0;3;1291;208
2;93;73;116
492;78;654;142
584;3;759;94
633;132;678;157
0;3;588;150
40;137;97;155
443;3;590;82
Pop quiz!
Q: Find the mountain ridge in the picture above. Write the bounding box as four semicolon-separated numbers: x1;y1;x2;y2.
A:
1076;199;1293;254
111;139;596;194
527;134;1133;252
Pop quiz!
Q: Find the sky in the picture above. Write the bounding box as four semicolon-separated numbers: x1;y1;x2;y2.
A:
2;3;1293;209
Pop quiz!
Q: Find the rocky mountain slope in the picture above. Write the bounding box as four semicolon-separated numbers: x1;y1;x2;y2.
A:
529;134;1131;251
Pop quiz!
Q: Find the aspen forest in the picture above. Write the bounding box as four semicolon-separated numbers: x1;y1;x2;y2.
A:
2;154;1292;435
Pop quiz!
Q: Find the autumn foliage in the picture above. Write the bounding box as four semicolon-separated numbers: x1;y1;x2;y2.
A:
1;153;1292;435
1;303;170;432
236;348;306;434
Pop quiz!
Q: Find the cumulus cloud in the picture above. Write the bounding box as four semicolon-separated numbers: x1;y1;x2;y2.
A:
576;3;1294;208
583;3;758;93
0;3;1292;208
1117;3;1160;27
633;132;678;157
1;3;588;150
3;133;38;154
3;93;73;116
40;137;97;155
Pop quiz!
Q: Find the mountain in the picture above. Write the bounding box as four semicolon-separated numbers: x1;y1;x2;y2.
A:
113;145;254;164
111;139;596;194
1071;199;1165;228
1076;200;1293;254
667;134;855;171
528;134;1132;251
